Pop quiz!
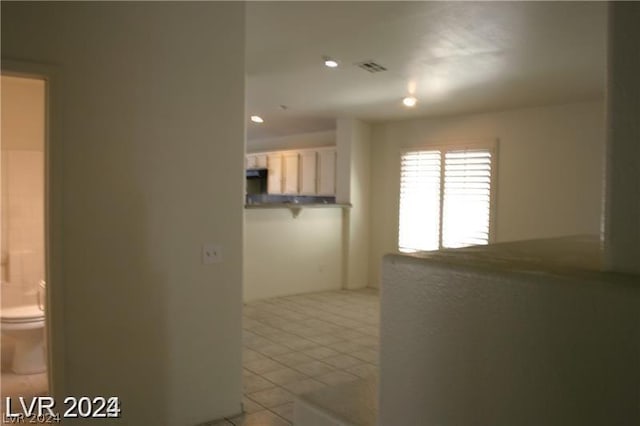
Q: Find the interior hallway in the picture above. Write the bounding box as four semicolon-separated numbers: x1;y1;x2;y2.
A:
221;289;379;425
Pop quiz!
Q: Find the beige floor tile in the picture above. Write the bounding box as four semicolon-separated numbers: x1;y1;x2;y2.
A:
250;324;283;337
281;378;326;396
321;354;363;369
301;346;340;360
326;340;367;354
244;358;285;375
270;402;294;422
228;410;290;426
350;349;379;364
261;368;308;386
254;344;292;357
241;289;380;423
292;360;335;377
206;420;234;425
315;370;359;386
305;333;345;345
248;387;295;408
280;339;317;351
243;348;269;363
352;336;379;349
346;363;378;379
243;374;277;394
242;396;264;414
244;335;274;349
269;352;315;367
264;332;300;344
334;329;368;340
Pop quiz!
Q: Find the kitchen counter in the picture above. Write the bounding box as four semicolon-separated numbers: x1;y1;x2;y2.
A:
245;202;351;217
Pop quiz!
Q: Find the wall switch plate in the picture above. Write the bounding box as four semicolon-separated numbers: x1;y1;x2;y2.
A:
202;243;222;264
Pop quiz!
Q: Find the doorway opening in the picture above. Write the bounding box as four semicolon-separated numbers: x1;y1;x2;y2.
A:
0;74;49;403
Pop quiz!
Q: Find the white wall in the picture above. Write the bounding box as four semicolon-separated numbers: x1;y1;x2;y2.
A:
336;119;371;289
603;2;640;274
369;101;605;287
380;244;640;425
244;208;343;302
2;3;245;425
248;130;335;153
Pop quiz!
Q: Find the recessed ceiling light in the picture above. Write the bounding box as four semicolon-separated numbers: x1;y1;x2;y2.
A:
323;57;339;68
402;96;417;107
250;115;264;123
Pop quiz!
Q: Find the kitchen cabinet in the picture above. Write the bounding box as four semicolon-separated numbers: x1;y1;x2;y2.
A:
249;147;336;196
267;154;283;194
283;153;299;194
299;151;317;195
246;153;267;169
317;148;336;195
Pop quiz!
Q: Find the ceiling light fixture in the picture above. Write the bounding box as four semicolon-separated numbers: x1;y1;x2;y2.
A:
250;115;264;123
323;56;339;68
402;96;417;107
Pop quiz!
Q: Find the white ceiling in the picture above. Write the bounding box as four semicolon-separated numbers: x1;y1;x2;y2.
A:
246;1;606;140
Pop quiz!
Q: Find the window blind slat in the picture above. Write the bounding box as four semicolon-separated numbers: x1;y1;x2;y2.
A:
442;150;492;249
399;147;493;252
398;150;441;252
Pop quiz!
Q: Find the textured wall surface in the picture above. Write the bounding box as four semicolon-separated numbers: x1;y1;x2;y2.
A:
380;240;639;425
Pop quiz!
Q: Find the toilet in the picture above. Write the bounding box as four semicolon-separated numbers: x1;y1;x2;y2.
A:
1;282;46;374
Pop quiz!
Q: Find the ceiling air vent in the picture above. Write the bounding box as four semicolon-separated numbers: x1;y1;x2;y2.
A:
356;60;387;73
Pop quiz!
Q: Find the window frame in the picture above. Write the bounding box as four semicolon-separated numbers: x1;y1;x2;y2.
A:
397;140;499;252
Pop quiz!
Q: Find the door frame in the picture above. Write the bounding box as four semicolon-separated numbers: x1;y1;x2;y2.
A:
1;59;65;398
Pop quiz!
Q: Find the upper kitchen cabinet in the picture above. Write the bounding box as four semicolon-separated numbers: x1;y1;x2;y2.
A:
283;152;299;194
267;153;283;194
299;151;317;195
317;148;337;195
246;153;267;169
248;146;336;196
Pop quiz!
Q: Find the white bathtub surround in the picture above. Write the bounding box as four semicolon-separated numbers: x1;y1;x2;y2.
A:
0;149;45;298
380;236;640;425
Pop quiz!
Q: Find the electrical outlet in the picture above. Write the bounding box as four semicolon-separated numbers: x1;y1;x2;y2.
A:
202;243;222;264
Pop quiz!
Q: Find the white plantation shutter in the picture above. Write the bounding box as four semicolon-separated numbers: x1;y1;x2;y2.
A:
398;145;494;252
398;151;441;252
442;150;492;248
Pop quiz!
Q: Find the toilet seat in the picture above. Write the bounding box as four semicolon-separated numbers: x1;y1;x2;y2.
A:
1;305;45;324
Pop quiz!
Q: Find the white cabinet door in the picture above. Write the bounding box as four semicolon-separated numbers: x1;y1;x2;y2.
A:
256;154;267;168
299;151;317;195
267;154;283;194
246;154;267;169
246;154;258;169
283;152;299;194
318;149;336;195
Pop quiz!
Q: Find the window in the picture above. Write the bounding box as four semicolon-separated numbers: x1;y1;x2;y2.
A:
398;144;495;253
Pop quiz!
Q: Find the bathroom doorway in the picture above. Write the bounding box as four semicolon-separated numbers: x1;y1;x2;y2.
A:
0;74;49;404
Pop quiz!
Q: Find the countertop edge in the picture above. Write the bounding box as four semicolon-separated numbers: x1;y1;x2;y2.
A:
244;203;352;209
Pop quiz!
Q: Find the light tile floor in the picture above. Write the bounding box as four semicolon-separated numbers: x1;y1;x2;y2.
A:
224;288;380;426
0;370;49;423
1;289;380;426
0;370;48;401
